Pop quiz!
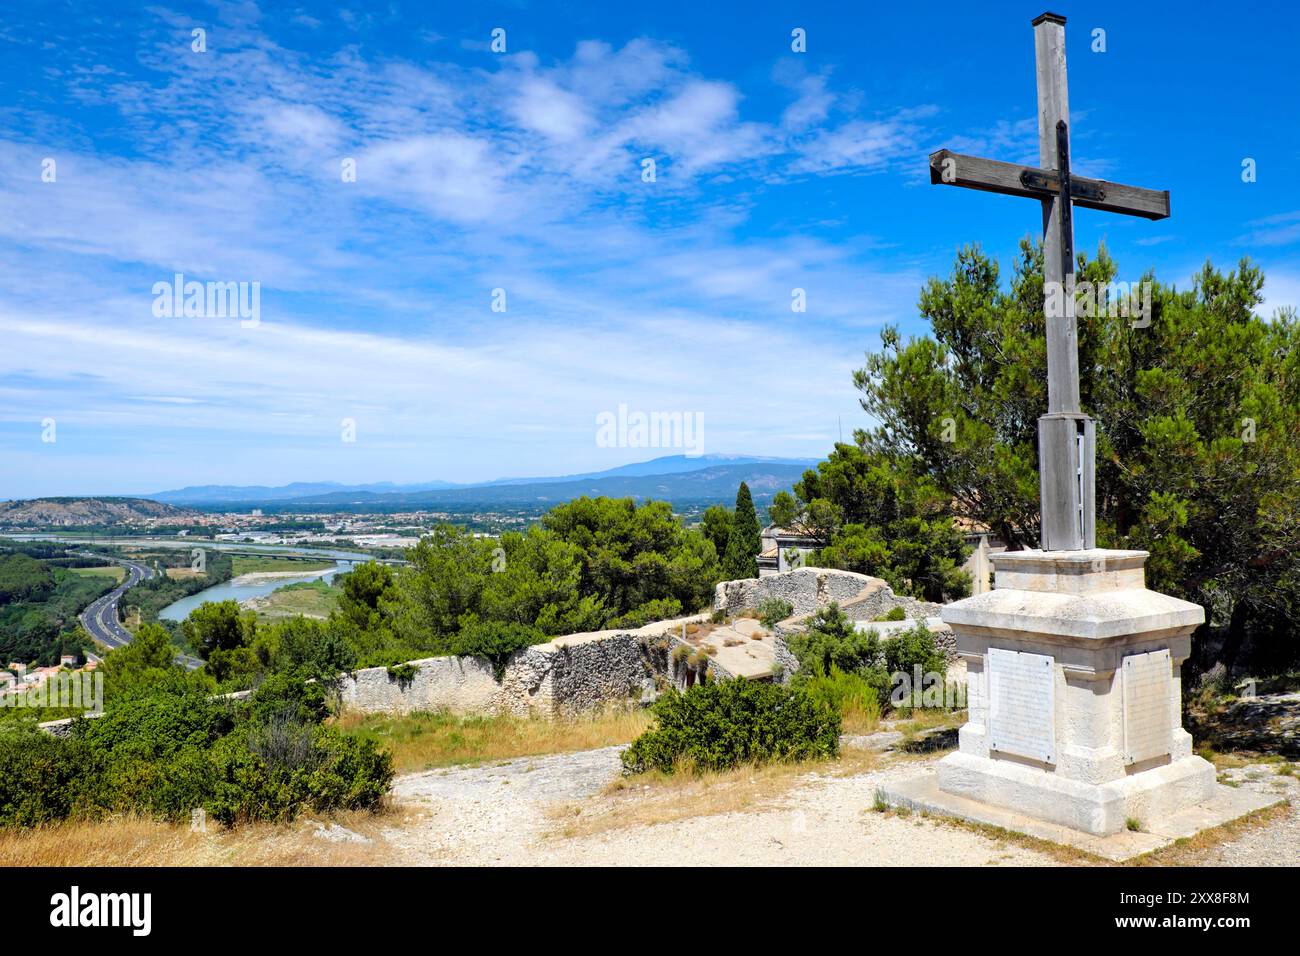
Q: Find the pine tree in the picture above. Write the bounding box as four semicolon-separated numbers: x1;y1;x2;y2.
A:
854;241;1300;670
723;482;761;579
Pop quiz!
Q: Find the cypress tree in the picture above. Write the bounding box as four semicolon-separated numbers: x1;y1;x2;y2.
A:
723;482;761;579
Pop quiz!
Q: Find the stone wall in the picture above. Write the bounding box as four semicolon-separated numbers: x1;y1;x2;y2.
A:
713;567;884;617
715;567;942;624
724;568;953;683
337;617;701;718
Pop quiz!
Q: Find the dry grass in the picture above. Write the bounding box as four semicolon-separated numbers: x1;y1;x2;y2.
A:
0;807;409;867
164;567;205;580
899;814;1102;865
68;565;126;583
1129;802;1291;866
546;747;880;840
332;707;653;774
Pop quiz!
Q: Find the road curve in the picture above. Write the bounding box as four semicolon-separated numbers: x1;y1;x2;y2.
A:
78;557;153;650
76;555;205;670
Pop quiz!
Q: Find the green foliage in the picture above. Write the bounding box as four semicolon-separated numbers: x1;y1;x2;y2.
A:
621;678;841;774
797;665;885;729
882;623;947;683
0;553;54;604
184;600;255;657
0;680;392;829
787;603;880;677
386;662;417;685
247;669;330;726
877;606;907;622
101;623;213;699
449;620;548;681
252;616;356;680
543;496;721;624
608;597;683;629
757;597;794;627
700;505;733;563
722;482;761;580
855;242;1300;674
0;548;108;665
778;445;971;602
337;561;395;634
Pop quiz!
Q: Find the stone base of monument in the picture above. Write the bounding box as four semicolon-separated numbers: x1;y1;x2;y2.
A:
878;548;1284;862
881;771;1280;862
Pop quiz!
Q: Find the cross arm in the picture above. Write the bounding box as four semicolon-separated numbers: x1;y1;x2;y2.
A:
929;149;1170;220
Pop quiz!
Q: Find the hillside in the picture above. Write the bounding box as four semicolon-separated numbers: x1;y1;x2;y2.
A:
146;455;816;505
0;497;194;528
231;462;812;512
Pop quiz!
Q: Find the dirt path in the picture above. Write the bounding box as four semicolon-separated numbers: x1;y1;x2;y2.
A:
367;743;1300;867
380;747;1056;866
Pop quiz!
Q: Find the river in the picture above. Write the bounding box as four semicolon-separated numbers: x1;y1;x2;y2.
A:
158;560;359;622
5;534;383;622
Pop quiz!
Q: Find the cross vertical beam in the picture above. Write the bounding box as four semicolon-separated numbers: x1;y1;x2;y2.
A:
1034;12;1079;417
926;12;1169;554
1032;11;1093;550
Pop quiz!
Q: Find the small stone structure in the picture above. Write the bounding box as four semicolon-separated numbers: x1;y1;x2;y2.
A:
715;567;874;617
715;567;952;682
337;618;701;718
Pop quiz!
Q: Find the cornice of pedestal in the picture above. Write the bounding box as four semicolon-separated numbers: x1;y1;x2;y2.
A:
942;548;1205;642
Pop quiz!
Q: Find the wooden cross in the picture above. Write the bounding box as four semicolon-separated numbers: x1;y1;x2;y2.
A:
928;12;1170;552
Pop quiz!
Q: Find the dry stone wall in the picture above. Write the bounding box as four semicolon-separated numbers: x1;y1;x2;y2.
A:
718;568;953;683
714;567;880;616
337;617;701;718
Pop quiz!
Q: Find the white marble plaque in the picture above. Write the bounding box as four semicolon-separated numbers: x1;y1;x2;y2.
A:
1122;649;1172;764
987;647;1056;763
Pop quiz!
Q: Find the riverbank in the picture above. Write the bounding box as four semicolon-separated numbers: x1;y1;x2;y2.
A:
230;569;335;585
160;562;351;622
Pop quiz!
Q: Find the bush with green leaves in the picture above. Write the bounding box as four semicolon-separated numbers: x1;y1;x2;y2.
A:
757;597;794;627
0;676;393;829
883;623;948;682
787;604;947;713
0;727;90;826
795;665;886;729
787;602;881;677
449;620;548;681
621;677;840;774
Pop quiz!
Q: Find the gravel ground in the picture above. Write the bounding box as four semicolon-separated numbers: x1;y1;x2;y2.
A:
1188;765;1300;866
374;744;1300;867
383;747;1055;866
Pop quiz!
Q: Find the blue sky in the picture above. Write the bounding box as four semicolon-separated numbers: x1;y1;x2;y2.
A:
1;0;1296;497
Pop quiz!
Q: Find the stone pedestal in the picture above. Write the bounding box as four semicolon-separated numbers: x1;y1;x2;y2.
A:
880;548;1283;858
933;549;1215;835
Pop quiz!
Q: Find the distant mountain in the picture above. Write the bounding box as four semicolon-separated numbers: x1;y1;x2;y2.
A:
245;461;813;512
146;479;461;505
480;454;815;486
0;497;195;528
146;455;818;507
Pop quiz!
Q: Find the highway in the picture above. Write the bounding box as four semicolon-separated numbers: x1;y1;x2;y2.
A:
78;556;153;650
76;555;205;670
